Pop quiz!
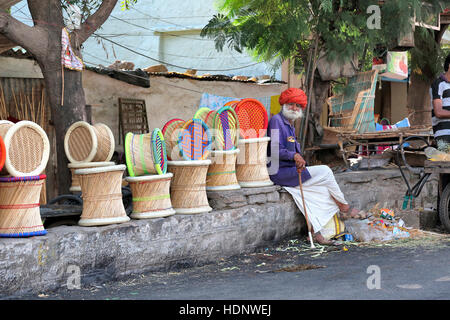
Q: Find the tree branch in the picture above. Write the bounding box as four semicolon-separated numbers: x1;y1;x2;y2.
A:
0;10;46;56
74;0;118;45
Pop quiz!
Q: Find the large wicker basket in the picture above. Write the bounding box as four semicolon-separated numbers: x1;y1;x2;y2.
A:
206;149;240;191
0;175;47;237
167;160;212;214
126;173;175;219
68;161;115;193
0;120;50;177
64;121;115;163
75;164;130;226
236;137;273;188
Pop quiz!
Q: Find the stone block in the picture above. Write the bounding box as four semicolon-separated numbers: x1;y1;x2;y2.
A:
247;193;267;204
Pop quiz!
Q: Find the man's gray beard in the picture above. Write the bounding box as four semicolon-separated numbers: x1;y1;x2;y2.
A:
282;104;303;121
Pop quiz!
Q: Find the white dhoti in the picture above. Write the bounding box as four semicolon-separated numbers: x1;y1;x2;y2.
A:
283;165;348;233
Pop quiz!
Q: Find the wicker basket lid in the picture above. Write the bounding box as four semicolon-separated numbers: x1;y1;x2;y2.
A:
68;161;115;169
74;164;126;175
125;172;173;182
64;121;98;163
3;121;50;177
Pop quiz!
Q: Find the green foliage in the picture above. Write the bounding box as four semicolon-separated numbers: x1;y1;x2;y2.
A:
201;0;447;78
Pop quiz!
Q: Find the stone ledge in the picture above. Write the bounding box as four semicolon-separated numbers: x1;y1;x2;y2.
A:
0;199;303;297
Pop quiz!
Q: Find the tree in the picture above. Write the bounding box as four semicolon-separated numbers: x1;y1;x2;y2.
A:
201;0;447;149
0;0;136;194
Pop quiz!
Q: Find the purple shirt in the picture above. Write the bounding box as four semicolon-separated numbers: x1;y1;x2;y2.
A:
266;113;311;187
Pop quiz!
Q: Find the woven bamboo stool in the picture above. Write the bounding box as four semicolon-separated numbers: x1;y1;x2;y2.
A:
167;160;212;214
206;149;240;191
124;128;167;177
75;164;130;226
68;161;115;193
126;173;175;219
236;137;273;188
64;121;115;163
0;120;50;177
0;175;47;237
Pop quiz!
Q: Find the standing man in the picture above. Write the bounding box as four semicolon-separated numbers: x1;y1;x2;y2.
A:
267;88;366;245
431;53;450;145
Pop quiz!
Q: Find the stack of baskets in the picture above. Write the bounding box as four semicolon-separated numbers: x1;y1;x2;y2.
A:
124;128;175;219
0;120;50;237
65;121;129;226
162;117;212;214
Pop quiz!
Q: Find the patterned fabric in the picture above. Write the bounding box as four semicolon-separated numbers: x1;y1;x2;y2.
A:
61;28;84;71
199;93;236;110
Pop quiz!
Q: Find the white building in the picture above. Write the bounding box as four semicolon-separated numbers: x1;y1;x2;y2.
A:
11;0;281;79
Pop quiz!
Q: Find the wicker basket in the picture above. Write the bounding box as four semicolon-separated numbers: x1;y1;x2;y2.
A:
68;161;115;193
0;120;50;177
167;160;212;214
126;173;175;219
236;137;273;188
162;119;185;161
0;175;47;237
75;164;130;226
124;128;167;177
206;149;240;191
64;121;115;163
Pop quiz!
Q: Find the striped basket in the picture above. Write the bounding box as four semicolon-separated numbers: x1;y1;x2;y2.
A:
162;119;185;161
233;98;268;139
206;149;240;191
124;128;168;177
178;118;211;161
0;174;47;237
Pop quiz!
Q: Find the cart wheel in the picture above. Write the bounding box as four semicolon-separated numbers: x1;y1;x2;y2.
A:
48;194;82;205
439;183;450;232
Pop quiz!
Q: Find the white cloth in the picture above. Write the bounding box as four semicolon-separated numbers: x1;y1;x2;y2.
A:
61;28;84;71
283;165;348;233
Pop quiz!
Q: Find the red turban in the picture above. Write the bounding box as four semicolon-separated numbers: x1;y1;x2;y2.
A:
279;88;307;109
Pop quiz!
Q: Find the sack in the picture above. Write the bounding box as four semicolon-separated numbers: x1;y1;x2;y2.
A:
321;213;345;240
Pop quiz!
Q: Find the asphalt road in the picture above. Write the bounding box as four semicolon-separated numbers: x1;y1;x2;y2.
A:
14;231;450;302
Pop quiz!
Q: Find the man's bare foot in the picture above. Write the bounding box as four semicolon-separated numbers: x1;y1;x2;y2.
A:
313;232;338;246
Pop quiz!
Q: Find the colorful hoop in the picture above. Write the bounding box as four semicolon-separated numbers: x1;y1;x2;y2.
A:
213;106;239;151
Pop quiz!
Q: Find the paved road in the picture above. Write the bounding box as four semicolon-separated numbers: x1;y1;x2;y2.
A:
14;232;450;302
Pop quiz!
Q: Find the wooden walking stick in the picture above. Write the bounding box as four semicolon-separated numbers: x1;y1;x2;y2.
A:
298;172;316;249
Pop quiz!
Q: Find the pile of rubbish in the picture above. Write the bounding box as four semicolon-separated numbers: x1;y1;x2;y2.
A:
345;207;412;242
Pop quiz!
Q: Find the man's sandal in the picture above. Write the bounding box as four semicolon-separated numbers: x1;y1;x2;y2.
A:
340;207;368;220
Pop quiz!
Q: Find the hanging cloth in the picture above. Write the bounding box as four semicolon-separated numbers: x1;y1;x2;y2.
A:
61;27;84;71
